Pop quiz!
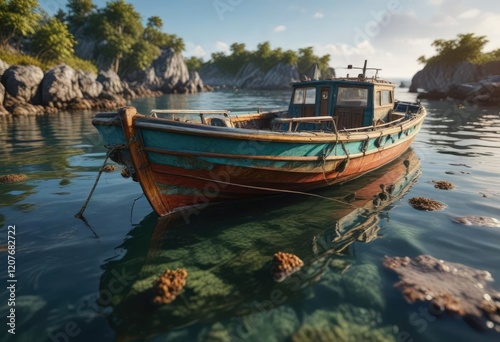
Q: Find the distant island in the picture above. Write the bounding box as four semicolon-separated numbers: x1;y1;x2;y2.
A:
410;33;500;105
0;0;335;115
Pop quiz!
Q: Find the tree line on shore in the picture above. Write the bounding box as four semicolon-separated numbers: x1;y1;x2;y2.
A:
0;0;184;77
0;0;332;80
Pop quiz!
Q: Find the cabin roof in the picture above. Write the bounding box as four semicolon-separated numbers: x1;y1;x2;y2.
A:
291;77;394;88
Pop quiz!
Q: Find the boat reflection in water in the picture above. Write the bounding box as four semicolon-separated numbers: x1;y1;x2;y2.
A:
99;149;421;341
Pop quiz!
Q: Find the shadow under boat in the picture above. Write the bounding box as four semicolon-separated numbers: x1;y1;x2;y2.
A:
98;148;421;341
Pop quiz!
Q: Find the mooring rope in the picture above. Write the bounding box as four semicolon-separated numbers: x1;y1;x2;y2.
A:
75;148;114;219
159;170;356;206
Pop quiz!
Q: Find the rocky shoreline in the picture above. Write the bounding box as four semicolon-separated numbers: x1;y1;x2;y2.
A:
199;62;300;89
0;48;207;116
410;60;500;105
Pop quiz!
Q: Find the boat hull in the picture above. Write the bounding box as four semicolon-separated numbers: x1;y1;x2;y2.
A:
93;106;426;216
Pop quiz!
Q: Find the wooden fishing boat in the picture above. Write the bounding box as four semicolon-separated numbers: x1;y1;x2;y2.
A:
92;62;426;217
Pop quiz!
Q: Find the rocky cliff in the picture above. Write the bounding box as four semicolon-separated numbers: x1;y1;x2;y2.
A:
124;48;206;94
0;49;207;115
199;62;300;89
410;60;500;104
0;63;128;115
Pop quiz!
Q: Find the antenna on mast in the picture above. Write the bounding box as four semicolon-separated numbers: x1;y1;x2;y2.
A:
347;60;381;78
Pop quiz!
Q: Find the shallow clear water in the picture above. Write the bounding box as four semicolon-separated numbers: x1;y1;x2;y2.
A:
0;88;499;342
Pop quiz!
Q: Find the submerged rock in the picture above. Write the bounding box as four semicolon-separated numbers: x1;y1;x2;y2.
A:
432;180;455;190
454;216;500;228
0;173;27;183
384;255;500;331
101;165;118;173
408;197;446;211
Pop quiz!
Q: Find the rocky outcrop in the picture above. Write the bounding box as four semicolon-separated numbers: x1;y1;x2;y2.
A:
0;49;208;115
0;83;8;115
125;48;207;94
199;62;300;89
184;71;205;93
446;76;500;105
411;61;500;104
77;70;103;98
260;63;300;89
0;59;9;76
97;69;125;95
0;60;131;114
3;65;44;104
41;65;83;107
410;62;479;93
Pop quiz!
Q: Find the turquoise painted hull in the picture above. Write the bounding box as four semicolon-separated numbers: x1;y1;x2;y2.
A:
93;105;426;216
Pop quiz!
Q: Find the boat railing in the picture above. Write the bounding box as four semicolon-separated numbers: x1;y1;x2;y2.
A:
271;116;338;133
150;109;232;126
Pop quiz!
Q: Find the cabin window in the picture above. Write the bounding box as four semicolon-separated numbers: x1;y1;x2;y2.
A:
375;91;381;106
381;90;393;105
337;87;368;107
293;87;316;104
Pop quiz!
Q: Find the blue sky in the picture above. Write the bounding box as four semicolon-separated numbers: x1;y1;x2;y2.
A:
40;0;500;78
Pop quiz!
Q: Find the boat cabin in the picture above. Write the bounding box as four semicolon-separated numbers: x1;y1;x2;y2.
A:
286;78;395;131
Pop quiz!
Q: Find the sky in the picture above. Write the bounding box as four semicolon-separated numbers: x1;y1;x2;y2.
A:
39;0;500;78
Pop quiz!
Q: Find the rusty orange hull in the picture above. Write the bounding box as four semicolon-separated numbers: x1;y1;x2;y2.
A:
93;106;426;216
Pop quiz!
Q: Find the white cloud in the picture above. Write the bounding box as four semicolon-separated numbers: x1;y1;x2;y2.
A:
458;8;481;19
314;40;376;58
274;25;286;32
429;14;458;27
193;45;206;57
215;41;230;53
185;43;207;58
471;12;500;51
313;11;324;19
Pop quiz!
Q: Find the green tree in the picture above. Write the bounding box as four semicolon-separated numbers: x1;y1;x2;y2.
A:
230;42;246;57
121;40;160;75
66;0;96;32
0;0;41;49
98;0;143;73
297;47;316;75
185;56;203;71
281;49;298;65
419;33;489;65
54;9;66;22
29;17;76;62
143;15;184;53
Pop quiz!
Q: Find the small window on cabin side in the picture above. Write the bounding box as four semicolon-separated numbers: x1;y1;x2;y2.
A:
337;87;368;107
293;87;316;104
376;91;381;107
381;90;392;105
304;88;316;104
293;88;305;104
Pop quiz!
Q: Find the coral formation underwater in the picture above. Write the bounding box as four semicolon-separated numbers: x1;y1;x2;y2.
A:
153;268;188;305
272;252;304;282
